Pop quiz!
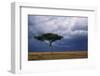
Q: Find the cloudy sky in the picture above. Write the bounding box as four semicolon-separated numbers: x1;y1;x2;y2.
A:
28;15;88;52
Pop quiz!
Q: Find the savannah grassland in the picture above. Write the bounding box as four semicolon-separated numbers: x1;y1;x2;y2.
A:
28;51;88;60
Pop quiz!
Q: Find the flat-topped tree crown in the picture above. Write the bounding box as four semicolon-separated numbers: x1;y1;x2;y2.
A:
34;33;63;47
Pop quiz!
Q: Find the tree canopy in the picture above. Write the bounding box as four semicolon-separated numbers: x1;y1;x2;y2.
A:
34;33;63;47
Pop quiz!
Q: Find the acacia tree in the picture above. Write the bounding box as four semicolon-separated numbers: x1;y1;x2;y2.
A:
34;33;63;47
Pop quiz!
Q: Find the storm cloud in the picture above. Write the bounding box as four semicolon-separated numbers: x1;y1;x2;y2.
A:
28;15;88;52
28;15;88;38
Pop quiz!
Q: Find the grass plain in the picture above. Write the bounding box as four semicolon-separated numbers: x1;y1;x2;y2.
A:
28;51;88;60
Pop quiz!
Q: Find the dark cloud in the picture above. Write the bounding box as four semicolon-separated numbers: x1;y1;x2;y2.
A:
28;15;88;52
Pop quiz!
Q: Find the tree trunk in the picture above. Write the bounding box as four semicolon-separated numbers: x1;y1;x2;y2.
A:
49;41;52;47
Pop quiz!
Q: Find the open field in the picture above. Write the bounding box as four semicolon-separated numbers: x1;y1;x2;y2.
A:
28;51;88;61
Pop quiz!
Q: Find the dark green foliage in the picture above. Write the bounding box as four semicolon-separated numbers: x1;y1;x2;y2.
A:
34;33;63;47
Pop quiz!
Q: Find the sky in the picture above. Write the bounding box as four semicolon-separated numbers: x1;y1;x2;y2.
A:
28;15;88;52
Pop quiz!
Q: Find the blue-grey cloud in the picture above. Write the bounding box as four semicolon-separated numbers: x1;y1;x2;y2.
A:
28;15;88;52
28;15;88;39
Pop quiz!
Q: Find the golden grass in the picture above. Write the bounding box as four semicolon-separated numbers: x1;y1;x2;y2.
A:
28;51;88;60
